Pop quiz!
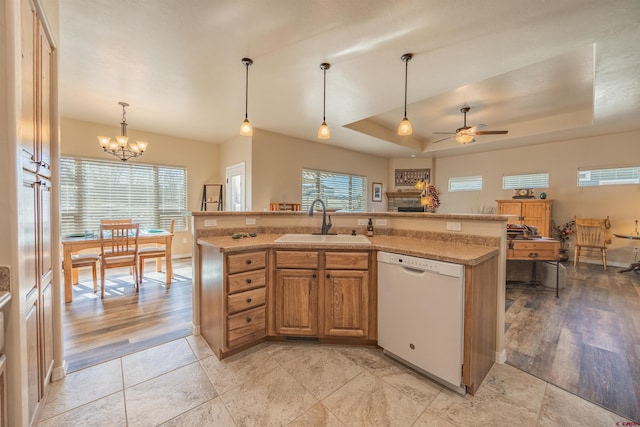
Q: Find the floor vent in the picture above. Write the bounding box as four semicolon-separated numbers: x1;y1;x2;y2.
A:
285;336;320;342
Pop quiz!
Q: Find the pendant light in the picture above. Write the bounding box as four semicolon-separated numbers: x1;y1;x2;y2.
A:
397;53;413;136
317;62;331;139
239;57;253;136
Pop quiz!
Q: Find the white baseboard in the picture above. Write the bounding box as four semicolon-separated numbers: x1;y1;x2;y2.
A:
52;360;68;381
495;350;506;364
192;323;200;335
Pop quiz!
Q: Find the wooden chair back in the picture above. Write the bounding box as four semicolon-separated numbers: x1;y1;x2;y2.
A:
100;218;132;225
575;217;608;248
99;223;140;297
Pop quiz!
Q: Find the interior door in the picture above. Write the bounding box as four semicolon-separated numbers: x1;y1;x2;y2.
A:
226;162;246;211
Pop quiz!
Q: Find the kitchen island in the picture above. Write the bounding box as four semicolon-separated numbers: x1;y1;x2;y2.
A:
192;211;506;394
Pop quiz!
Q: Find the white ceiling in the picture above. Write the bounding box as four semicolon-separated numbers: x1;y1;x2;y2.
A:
59;0;640;158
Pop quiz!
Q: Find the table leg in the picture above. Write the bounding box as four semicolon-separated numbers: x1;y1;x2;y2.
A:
555;261;559;298
165;237;173;285
63;246;73;303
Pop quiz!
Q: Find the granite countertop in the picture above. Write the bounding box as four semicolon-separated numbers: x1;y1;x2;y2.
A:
197;234;498;266
0;266;10;309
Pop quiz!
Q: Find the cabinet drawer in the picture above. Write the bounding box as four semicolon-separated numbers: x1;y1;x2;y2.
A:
228;269;266;294
227;287;266;315
509;248;557;260
227;251;266;274
325;252;369;270
227;306;266;348
275;251;319;269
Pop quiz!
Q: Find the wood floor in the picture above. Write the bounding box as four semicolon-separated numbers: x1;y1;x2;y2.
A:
63;258;193;372
505;261;640;422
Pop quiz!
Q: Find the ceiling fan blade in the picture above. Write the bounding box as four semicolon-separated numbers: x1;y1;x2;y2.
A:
474;130;509;135
431;136;453;143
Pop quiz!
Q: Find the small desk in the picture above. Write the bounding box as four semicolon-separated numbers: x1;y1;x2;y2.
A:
506;238;562;297
614;233;640;273
62;230;173;303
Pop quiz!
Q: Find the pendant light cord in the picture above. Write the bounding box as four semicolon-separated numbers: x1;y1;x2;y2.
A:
244;62;249;120
322;67;327;122
403;58;408;118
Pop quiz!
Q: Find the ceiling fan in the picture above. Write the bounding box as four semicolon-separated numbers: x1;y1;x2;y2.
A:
432;105;508;144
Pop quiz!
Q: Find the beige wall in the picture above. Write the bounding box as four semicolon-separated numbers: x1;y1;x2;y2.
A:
60;118;220;256
434;130;640;266
250;128;389;212
388;157;435;191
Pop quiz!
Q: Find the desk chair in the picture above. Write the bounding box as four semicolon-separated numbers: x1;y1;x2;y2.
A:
138;220;175;285
574;216;611;270
99;223;140;298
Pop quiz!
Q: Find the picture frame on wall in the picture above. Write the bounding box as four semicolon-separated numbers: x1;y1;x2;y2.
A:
372;182;382;202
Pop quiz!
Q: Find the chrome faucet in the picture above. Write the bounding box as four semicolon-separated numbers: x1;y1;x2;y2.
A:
308;198;332;235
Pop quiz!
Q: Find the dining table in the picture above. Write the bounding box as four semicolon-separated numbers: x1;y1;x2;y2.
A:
614;232;640;273
62;229;174;303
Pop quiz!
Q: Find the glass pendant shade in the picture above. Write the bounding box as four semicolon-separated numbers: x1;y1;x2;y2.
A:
240;118;253;136
317;121;330;139
97;136;111;148
455;134;475;144
136;140;148;152
398;117;413;136
116;135;129;147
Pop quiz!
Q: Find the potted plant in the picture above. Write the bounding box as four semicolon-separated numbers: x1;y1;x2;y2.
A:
552;219;575;261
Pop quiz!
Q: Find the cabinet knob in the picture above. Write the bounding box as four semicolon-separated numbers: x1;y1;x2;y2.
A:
246;278;252;284
409;343;415;350
246;317;252;323
326;274;330;279
246;259;252;265
312;273;316;279
246;297;252;303
528;252;539;258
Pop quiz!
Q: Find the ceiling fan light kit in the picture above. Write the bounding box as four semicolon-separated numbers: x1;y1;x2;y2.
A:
397;53;413;136
317;62;331;139
433;104;508;144
240;57;254;136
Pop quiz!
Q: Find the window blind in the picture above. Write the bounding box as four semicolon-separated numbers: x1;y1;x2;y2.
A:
448;176;483;192
301;168;367;212
60;157;187;236
578;166;640;187
502;173;549;189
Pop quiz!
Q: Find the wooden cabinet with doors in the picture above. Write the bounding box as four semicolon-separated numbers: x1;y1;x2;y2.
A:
496;199;553;237
199;248;267;359
273;250;374;340
18;0;55;422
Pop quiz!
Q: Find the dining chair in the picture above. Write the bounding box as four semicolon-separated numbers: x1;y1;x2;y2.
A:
69;253;99;293
99;223;140;298
574;216;611;270
100;218;132;225
138;220;175;284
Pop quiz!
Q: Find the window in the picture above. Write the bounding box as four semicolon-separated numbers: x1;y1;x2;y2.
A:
60;157;187;236
302;168;367;212
502;173;549;189
577;166;640;187
448;176;482;192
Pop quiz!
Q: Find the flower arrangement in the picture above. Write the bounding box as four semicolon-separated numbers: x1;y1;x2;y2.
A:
420;184;440;210
553;219;575;249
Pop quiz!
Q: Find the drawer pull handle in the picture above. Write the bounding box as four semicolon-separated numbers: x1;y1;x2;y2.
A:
246;259;252;265
246;278;252;284
312;273;316;279
246;317;252;323
528;252;539;258
246;297;252;303
326;274;330;279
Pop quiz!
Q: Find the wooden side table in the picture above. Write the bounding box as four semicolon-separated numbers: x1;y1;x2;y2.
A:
507;238;562;297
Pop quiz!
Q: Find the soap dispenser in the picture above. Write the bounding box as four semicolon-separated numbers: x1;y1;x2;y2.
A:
366;218;374;237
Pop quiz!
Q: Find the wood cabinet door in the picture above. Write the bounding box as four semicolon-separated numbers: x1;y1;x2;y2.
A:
40;281;54;388
20;0;37;171
25;294;39;424
275;269;318;336
324;270;369;338
521;202;550;236
497;201;522;224
37;22;52;176
20;172;38;296
39;178;52;285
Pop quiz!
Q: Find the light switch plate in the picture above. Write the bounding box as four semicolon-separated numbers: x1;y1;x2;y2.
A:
357;219;368;225
204;219;217;227
446;222;461;231
246;218;257;225
376;219;388;226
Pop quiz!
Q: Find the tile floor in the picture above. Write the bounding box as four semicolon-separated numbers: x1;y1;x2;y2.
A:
37;337;629;426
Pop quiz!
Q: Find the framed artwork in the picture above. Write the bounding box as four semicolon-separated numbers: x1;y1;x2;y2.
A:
394;168;430;186
372;182;382;202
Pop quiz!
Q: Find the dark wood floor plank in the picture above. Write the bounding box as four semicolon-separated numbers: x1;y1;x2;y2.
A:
506;262;640;421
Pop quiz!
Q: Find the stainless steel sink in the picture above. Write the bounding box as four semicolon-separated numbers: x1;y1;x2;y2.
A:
274;234;371;245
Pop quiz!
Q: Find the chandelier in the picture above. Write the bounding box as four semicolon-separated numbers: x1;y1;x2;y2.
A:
97;101;148;161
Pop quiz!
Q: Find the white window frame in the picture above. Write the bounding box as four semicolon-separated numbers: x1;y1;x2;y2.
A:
502;172;549;190
448;176;483;192
577;166;640;187
302;168;367;212
60;156;187;236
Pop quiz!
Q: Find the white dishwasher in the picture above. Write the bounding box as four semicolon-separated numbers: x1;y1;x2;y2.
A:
377;251;465;394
